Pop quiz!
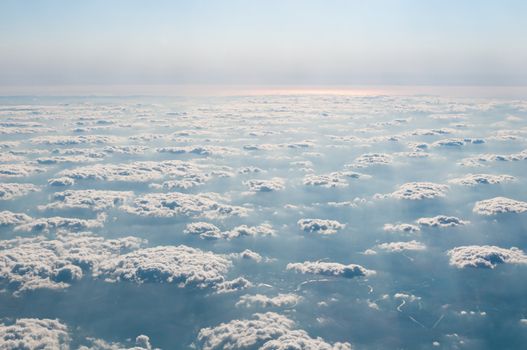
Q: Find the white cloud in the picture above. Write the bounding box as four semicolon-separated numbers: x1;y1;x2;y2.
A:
447;245;527;268
0;163;45;178
39;190;133;211
36;155;100;164
238;166;264;174
222;224;276;239
236;293;302;308
157;145;240;156
97;245;232;289
14;214;106;233
431;138;484;148
0;232;144;294
394;292;421;302
459;149;527;167
30;135;122;145
58;160;205;183
184;222;222;240
0;318;70;349
297;218;345;235
351;153;393;167
376;240;426;252
473;197;527;215
121;192;248;219
79;334;156;350
0;152;25;162
0;183;40;200
196;312;351;350
409;128;457;136
286;261;375;279
417;215;469;228
229;249;264;263
0;210;32;226
216;277;253;294
383;223;420;234
0;318;156;350
244;178;285;192
303;173;348;188
448;173;515;186
388;182;449;200
48;177;75;186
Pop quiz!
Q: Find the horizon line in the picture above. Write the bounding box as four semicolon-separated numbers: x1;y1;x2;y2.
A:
1;84;527;99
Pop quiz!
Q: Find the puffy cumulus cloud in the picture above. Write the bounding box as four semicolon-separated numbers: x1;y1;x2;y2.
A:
36;155;101;165
289;160;313;170
79;334;157;350
449;173;516;186
259;330;352;350
459;149;527;167
383;223;420;234
351;153;393;167
222;224;276;239
0;126;51;135
149;175;213;191
229;249;264;263
184;222;222;240
184;223;275;240
50;147;107;159
297;218;345;235
156;145;240;156
431;138;484;148
303;171;366;188
0;318;156;350
238;166;264;174
447;245;527;269
39;190;133;211
129;133;168;142
14;214;106;233
286;261;375;279
102;145;149;155
417;215;469;228
244;178;285;192
0;232;144;294
30;135;122;145
0;152;25;163
243;144;280;151
216;277;253;294
236;293;302;308
196;312;351;350
0;182;40;200
408;128;457;136
473;197;527;215
0;141;19;149
376;240;426;252
0;210;32;226
303;173;348;188
58;160;204;183
286;140;315;149
48;176;75;187
0;318;70;349
97;245;231;289
388;182;449;200
0;163;45;178
120;192;248;219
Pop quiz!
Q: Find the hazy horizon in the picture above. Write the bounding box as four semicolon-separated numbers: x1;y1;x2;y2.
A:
1;0;527;87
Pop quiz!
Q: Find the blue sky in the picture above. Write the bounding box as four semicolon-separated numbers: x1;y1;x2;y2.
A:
1;0;526;86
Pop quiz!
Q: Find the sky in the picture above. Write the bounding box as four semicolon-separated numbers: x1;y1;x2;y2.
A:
0;0;526;86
